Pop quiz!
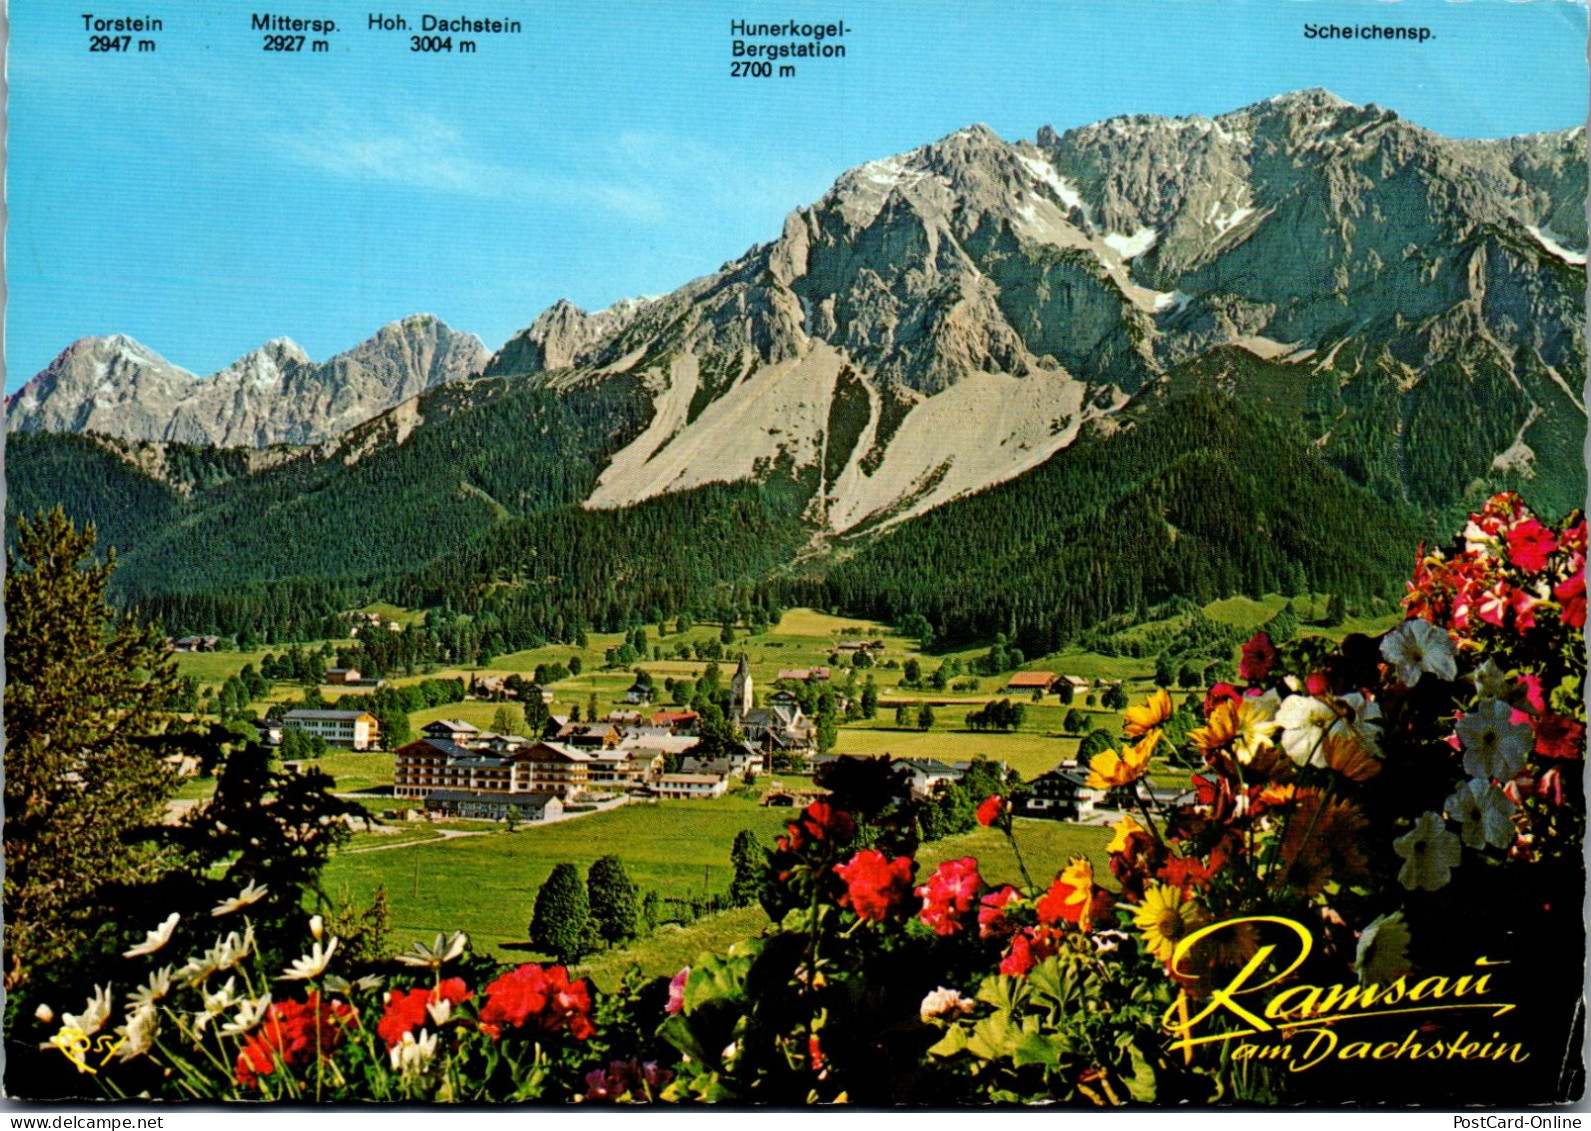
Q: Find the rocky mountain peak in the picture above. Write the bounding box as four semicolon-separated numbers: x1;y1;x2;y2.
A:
10;316;488;446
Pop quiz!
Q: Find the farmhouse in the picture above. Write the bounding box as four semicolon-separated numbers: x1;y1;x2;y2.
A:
1020;767;1108;821
896;758;962;798
554;722;624;750
1004;671;1057;694
649;709;700;733
776;667;832;683
423;719;480;744
282;708;380;751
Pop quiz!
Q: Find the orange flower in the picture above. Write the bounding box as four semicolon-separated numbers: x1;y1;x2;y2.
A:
1124;688;1174;738
1087;731;1156;790
1322;732;1381;782
1278;791;1369;897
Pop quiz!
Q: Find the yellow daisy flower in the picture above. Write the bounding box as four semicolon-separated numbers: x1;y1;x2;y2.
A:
1087;731;1156;790
1106;814;1147;855
1124;688;1175;738
1132;882;1209;964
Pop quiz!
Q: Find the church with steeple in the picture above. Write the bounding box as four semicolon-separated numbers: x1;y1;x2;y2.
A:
730;652;815;754
730;653;754;721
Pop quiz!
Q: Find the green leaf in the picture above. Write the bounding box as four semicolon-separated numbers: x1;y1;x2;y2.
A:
927;1026;970;1058
1123;1041;1158;1103
1012;1031;1071;1067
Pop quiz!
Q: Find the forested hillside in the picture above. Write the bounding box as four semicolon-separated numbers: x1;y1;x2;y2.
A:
804;391;1432;654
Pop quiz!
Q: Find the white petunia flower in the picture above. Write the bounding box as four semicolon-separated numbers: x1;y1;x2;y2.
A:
1457;699;1532;781
1445;777;1517;850
127;966;176;1011
1354;912;1412;987
1472;659;1511;701
1380;619;1458;687
280;936;338;981
388;1029;439;1076
62;984;114;1037
919;986;976;1022
1276;695;1337;767
1393;812;1463;892
114;1004;160;1062
211;880;269;917
122;912;180;959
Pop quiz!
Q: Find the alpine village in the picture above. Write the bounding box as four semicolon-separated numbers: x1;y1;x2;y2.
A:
5;91;1587;1106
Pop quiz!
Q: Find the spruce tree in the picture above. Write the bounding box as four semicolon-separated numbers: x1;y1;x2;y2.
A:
728;830;764;907
530;863;589;961
4;510;180;987
586;855;639;944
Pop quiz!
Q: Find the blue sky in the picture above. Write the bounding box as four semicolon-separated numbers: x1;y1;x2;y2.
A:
7;0;1586;388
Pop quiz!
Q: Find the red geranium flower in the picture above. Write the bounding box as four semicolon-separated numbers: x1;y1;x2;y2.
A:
978;885;1022;939
778;800;857;852
376;978;472;1048
975;795;1008;828
479;964;594;1040
1507;518;1558;573
999;928;1062;977
834;849;915;921
1239;632;1277;683
916;857;983;936
1534;713;1585;760
1555;570;1586;629
235;994;355;1089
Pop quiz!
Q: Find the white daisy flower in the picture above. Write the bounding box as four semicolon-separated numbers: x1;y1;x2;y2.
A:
388;1029;439;1076
193;977;242;1033
394;931;469;970
122;912;180;959
114;1004;160;1062
1445;777;1517;850
127;966;176;1011
210;880;269;917
1457;699;1532;781
219;995;273;1038
62;984;114;1037
280;936;338;981
1380;619;1458;687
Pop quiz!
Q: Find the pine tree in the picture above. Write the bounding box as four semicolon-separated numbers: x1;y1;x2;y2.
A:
4;510;180;987
530;863;589;961
729;830;765;907
586;855;639;945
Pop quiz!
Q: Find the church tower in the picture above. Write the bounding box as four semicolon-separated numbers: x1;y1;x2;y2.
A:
730;653;753;720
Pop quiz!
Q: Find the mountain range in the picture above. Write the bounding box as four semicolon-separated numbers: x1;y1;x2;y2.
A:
8;90;1586;645
7;315;488;447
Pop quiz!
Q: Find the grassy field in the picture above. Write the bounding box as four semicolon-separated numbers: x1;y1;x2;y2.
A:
569;815;1113;992
319;794;794;960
